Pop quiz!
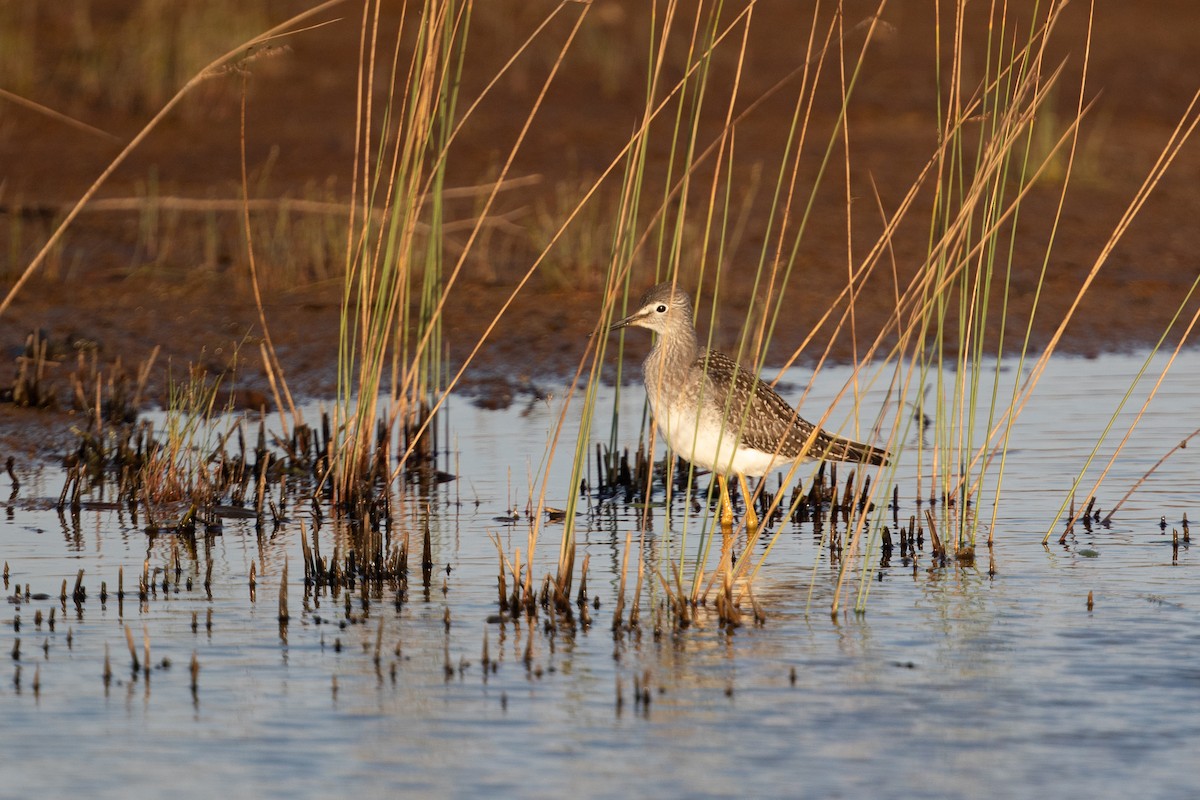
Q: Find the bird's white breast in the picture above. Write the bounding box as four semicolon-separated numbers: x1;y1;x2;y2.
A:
649;392;792;478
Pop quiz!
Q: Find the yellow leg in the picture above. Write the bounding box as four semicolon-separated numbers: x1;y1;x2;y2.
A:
738;473;759;531
717;474;734;530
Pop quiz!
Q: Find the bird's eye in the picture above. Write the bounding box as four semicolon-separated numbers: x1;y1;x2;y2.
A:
655;304;668;313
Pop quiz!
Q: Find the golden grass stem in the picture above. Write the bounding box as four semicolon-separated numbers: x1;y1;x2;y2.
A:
0;87;121;143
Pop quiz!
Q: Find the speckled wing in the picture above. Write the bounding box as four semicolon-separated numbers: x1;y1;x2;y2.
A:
698;350;889;465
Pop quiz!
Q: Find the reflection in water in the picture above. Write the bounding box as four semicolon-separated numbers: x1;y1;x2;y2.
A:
0;352;1198;798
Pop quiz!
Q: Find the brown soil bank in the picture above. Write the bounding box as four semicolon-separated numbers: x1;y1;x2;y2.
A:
0;1;1197;455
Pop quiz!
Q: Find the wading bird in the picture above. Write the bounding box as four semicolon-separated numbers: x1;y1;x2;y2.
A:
609;282;889;529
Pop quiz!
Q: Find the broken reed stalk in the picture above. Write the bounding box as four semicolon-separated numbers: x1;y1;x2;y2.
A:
612;529;632;631
124;624;139;673
576;552;590;605
278;559;289;623
489;534;529;616
422;518;434;589
142;625;151;677
629;534;645;629
925;509;945;559
745;583;765;625
255;456;269;519
373;617;385;669
497;547;508;611
300;521;313;581
400;524;409;578
520;548;535;612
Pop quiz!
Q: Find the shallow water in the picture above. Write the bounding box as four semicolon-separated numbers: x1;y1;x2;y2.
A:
2;350;1198;799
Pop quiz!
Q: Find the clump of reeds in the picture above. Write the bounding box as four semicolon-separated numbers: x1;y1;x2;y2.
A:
8;330;57;408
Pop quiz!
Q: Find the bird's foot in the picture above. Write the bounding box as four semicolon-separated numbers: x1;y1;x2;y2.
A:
738;474;760;532
718;475;735;532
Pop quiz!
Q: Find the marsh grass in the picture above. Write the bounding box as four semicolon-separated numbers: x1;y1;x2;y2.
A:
1049;218;1200;538
324;0;603;595
329;0;475;507
134;363;233;505
550;2;905;622
872;19;1070;560
820;2;1099;610
837;4;1199;605
553;0;1199;620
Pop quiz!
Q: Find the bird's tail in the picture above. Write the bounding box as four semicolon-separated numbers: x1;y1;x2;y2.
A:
811;428;890;466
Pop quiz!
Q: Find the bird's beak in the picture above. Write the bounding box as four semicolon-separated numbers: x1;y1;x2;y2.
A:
589;312;634;339
607;310;644;332
590;305;649;338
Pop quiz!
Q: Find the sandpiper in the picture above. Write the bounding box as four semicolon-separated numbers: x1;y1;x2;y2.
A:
609;282;888;528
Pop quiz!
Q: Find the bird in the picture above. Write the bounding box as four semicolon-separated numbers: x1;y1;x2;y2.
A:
608;281;889;529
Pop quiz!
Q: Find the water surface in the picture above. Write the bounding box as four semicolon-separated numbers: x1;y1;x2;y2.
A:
2;351;1198;799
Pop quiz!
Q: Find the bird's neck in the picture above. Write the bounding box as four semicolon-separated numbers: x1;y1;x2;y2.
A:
646;324;699;386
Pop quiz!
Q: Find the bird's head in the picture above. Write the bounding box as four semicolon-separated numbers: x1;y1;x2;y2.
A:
608;282;694;336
